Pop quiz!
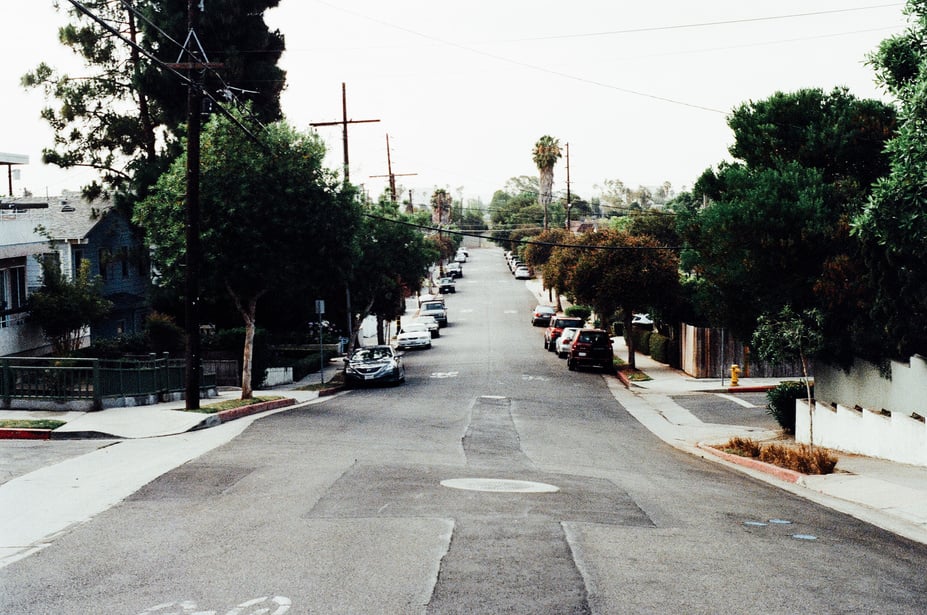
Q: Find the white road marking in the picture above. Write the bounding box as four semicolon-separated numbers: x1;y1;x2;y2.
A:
431;371;459;378
138;596;291;615
522;374;549;381
503;310;517;314
715;393;757;408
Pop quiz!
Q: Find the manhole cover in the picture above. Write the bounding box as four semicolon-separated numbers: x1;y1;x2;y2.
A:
440;478;560;493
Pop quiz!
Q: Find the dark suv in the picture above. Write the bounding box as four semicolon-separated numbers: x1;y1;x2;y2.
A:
544;316;585;351
567;328;614;373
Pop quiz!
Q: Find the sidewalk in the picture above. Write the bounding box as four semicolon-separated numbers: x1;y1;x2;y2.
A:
526;277;927;546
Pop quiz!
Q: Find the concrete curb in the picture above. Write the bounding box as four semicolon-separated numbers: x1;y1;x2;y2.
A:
210;397;296;425
697;442;805;484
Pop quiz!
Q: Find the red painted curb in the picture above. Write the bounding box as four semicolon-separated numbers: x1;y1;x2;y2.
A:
216;398;296;423
725;385;777;393
0;428;52;440
698;443;804;483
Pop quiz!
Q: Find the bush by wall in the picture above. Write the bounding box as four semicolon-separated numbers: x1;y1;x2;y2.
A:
631;327;652;355
649;332;670;364
767;380;813;434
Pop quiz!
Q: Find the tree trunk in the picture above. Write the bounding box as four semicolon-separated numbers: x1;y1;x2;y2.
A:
624;312;636;369
227;283;265;400
801;353;813;446
239;298;258;399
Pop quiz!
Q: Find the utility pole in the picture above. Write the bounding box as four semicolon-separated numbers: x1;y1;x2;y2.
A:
167;1;222;410
370;134;416;203
309;83;379;183
565;142;572;230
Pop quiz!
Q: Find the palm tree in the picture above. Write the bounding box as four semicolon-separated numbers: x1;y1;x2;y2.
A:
532;135;562;230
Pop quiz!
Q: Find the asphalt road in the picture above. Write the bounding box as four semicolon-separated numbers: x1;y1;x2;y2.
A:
2;246;926;614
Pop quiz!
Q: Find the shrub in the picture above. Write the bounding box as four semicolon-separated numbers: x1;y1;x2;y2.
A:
766;381;813;434
145;312;185;355
565;305;592;322
633;328;652;355
649;332;670;363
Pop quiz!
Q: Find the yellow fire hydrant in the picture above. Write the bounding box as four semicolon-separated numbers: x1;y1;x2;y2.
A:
730;364;741;387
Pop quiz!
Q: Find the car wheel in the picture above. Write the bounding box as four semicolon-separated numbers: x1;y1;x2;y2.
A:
567;358;576;371
557;351;565;359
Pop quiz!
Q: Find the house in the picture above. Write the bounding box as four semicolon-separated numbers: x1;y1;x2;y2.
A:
0;193;150;355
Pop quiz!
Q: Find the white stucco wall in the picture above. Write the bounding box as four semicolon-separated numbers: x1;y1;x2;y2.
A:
796;400;927;466
799;354;927;466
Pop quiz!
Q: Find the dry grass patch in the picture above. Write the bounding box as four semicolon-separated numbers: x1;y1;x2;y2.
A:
717;437;838;475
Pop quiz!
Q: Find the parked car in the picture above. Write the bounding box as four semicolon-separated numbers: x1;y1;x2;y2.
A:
418;293;441;307
413;315;441;338
531;305;557;326
419;300;448;326
458;248;469;258
343;345;405;386
567;328;615;373
632;313;654;329
438;277;456;294
556;327;581;358
545;316;585;351
447;262;463;278
514;265;532;279
396;322;432;350
455;251;467;263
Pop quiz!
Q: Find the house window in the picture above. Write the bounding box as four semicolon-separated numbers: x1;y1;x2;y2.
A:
0;266;26;328
74;249;84;274
121;246;129;278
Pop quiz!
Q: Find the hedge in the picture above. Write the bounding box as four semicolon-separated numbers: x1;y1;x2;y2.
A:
649;332;670;364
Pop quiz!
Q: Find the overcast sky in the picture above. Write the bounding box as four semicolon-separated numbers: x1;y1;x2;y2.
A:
0;1;908;205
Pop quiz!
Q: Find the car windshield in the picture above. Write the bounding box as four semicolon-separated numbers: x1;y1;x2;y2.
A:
351;348;391;361
422;302;443;310
555;318;583;327
402;324;428;333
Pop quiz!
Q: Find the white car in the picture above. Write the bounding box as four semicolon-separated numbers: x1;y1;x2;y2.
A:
556;327;581;358
514;265;532;279
413;315;441;338
396;322;432;350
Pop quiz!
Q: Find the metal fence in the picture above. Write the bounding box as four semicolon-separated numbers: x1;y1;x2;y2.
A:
1;355;216;410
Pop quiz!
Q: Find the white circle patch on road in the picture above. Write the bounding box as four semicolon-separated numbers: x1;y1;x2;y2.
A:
440;478;560;493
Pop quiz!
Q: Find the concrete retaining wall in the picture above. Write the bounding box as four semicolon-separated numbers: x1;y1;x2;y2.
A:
796;399;927;466
261;367;293;387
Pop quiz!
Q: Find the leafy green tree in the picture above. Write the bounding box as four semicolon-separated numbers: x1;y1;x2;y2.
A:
854;0;927;359
566;230;679;368
134;112;359;398
22;1;285;204
524;228;572;309
346;202;438;346
532;136;562;229
28;259;112;355
682;88;894;357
